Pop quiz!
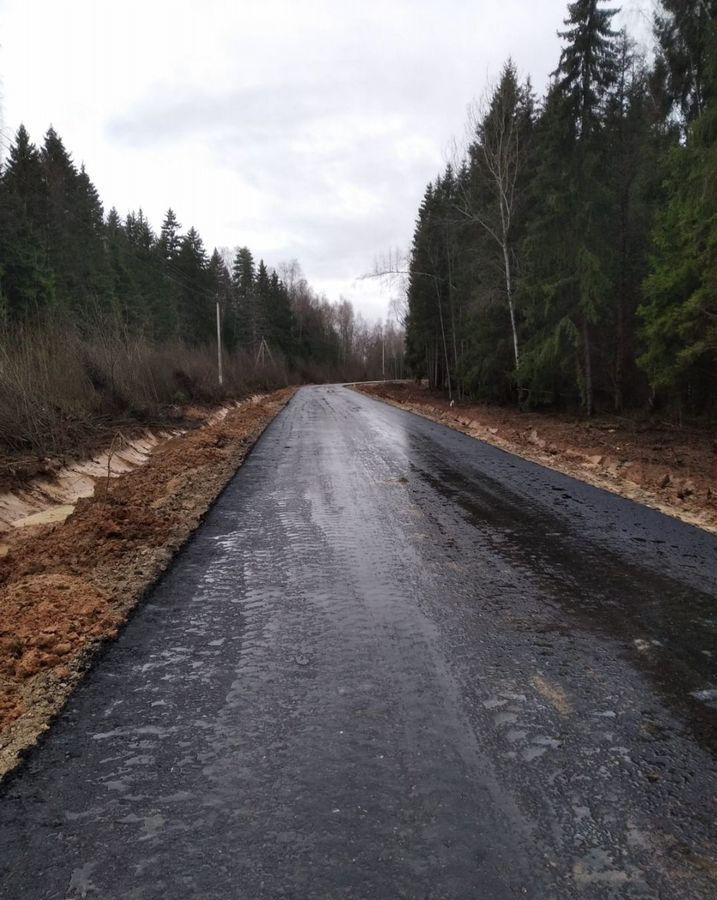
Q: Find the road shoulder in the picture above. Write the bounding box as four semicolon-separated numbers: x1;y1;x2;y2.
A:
0;387;296;778
354;383;715;534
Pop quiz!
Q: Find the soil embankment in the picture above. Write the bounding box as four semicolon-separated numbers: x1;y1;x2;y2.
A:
357;382;715;534
0;387;295;777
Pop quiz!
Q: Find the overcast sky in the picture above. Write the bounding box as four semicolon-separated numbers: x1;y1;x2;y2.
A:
0;0;653;321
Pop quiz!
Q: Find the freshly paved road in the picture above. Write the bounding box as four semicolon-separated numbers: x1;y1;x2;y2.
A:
0;385;715;900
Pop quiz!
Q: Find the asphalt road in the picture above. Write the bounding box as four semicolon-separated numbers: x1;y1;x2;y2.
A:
1;385;715;899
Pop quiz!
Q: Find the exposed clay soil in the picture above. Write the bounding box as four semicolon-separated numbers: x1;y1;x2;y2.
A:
357;382;716;534
0;409;201;497
0;387;295;777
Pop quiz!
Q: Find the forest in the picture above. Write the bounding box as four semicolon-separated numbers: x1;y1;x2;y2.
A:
0;127;403;453
0;0;713;456
404;0;716;419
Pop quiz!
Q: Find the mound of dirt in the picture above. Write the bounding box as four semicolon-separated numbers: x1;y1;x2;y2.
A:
357;382;715;533
0;388;295;777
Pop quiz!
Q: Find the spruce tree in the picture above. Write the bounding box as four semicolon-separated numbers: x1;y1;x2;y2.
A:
518;84;584;407
254;260;271;347
600;32;663;410
0;125;54;319
151;209;183;339
158;208;182;261
405;180;456;392
652;0;717;126
232;246;257;349
40;127;80;310
121;210;166;334
639;10;717;415
2;125;47;221
556;0;618;135
209;248;234;350
520;0;618;414
175;226;213;344
73;163;113;316
105;206;137;320
266;270;294;355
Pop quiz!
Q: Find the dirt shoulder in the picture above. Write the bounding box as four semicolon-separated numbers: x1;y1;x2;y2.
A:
0;387;296;778
0;404;213;497
356;382;715;534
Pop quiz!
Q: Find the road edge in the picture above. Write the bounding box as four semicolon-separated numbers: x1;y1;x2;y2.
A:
353;387;715;535
0;387;298;781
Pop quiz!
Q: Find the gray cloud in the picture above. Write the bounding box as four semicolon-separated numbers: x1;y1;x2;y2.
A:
2;0;652;318
107;67;443;293
96;0;649;317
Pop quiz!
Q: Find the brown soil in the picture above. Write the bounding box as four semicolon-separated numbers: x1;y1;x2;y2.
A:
357;382;716;534
0;387;296;778
0;413;190;497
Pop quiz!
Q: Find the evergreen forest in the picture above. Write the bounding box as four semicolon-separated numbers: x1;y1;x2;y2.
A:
404;0;716;419
0;0;714;457
0;129;403;452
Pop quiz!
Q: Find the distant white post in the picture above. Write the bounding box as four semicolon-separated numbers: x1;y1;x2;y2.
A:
216;298;223;387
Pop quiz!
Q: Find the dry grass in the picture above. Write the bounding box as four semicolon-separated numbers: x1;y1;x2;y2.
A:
0;321;291;455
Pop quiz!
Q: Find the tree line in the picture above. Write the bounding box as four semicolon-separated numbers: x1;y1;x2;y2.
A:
0;125;401;383
404;0;715;418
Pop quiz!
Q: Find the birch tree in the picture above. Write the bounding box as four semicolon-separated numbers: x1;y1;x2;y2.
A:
459;60;532;373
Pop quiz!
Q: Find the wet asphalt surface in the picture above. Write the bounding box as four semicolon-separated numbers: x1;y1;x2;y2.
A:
0;384;715;899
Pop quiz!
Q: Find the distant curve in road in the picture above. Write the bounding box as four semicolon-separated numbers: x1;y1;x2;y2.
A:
1;385;715;900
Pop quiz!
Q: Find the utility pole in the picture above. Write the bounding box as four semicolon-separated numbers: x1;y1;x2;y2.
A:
382;334;385;381
216;297;223;387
